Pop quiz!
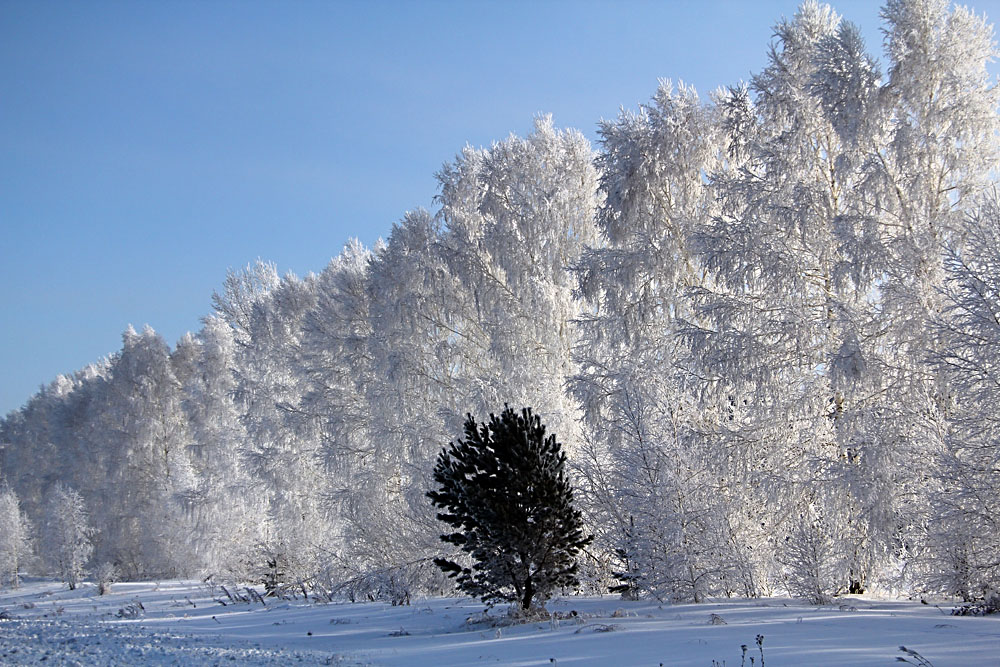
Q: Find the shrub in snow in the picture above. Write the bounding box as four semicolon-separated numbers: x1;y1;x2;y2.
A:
428;406;592;611
116;600;145;619
609;537;642;601
780;509;845;604
323;559;442;606
245;536;325;599
95;561;118;595
952;590;1000;616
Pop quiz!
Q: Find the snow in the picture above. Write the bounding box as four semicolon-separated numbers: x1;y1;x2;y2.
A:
2;579;998;665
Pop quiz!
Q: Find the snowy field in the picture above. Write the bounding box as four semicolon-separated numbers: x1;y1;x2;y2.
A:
1;580;998;665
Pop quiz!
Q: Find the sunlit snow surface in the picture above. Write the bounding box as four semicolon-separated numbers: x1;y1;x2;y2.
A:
2;580;999;665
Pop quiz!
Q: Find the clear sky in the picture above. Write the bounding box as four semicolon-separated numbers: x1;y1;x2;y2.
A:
2;0;997;416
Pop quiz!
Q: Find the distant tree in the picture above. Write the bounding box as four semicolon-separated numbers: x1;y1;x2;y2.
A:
428;406;591;610
0;486;33;589
94;325;198;578
41;482;93;590
218;266;329;591
172;317;260;579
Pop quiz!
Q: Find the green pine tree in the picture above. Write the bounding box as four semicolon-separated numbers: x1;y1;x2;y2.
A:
428;405;592;610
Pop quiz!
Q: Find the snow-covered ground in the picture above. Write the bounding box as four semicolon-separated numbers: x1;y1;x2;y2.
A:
2;579;998;666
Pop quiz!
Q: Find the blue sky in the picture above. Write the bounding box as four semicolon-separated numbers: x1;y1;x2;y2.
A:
1;0;996;416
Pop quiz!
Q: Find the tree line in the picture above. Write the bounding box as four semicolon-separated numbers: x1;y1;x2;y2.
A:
2;0;998;606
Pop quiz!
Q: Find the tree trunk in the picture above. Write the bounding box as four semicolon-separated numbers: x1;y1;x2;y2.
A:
522;577;534;610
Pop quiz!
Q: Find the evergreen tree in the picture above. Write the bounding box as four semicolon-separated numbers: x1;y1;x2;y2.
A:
428;406;591;610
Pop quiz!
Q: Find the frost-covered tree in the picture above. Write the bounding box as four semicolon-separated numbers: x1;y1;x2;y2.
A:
214;263;332;591
211;260;282;348
339;117;597;595
428;407;591;610
0;486;33;589
780;508;845;604
172;317;260;577
926;193;1000;599
572;81;755;601
300;241;374;488
686;2;883;599
435;116;598;446
93;325;198;578
352;211;466;589
0;362;109;526
862;0;1000;592
41;482;92;590
672;0;999;600
297;241;385;590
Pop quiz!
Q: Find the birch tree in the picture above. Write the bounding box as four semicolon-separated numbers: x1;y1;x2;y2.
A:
0;486;32;589
41;482;92;589
927;192;1000;599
